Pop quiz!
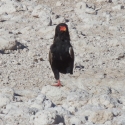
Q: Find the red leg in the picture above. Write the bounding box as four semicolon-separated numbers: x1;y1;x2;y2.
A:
52;80;63;87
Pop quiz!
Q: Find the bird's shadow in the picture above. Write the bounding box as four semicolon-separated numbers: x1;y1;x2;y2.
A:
0;41;28;54
16;41;28;50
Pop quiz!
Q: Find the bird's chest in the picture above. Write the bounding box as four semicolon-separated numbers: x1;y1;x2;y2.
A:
53;44;70;60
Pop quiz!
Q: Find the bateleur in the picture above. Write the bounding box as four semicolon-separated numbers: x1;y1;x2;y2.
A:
49;23;74;86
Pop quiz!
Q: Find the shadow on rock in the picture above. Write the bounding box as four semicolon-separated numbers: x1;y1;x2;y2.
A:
55;115;66;125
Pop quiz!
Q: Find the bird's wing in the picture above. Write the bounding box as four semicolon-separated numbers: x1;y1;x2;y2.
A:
69;47;74;60
49;46;53;66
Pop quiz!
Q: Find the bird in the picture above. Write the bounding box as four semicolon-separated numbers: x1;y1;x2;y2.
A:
49;23;74;86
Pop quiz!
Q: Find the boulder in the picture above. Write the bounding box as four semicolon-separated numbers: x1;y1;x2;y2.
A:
32;5;52;26
0;3;16;14
0;37;17;51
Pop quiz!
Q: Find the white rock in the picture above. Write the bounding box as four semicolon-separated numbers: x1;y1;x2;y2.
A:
89;110;113;124
0;60;3;66
44;99;53;109
4;104;30;125
70;116;82;125
0;119;3;125
29;94;53;110
0;94;10;108
56;1;62;6
105;121;112;125
1;13;14;21
32;110;58;125
0;4;16;14
70;29;79;40
32;5;52;26
96;0;109;2
99;95;117;108
0;88;14;100
113;115;125;125
39;26;54;34
75;2;86;14
111;0;123;4
27;5;34;12
103;12;112;23
20;26;33;35
108;39;120;46
52;17;65;25
109;26;117;31
119;96;125;105
76;1;86;10
35;94;46;104
85;8;96;15
39;11;52;26
112;5;123;10
41;85;67;104
44;33;54;39
30;103;44;110
54;106;71;116
0;37;16;51
39;26;55;39
89;94;118;108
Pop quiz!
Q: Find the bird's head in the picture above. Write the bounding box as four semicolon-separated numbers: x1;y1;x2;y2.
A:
59;26;66;32
54;23;70;41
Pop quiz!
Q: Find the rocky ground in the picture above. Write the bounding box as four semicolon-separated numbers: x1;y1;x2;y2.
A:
0;0;125;124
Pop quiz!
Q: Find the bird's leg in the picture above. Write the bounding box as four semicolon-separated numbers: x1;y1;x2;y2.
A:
51;68;63;86
52;80;63;87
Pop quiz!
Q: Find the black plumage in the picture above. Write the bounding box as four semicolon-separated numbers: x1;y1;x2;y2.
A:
49;23;74;86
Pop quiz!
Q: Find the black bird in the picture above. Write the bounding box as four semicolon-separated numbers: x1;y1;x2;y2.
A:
49;23;74;86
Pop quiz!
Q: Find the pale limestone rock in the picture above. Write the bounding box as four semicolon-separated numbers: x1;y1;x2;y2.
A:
75;2;86;14
32;110;58;125
39;26;55;39
39;11;52;26
0;3;16;14
111;0;124;4
76;1;86;9
113;115;125;125
108;39;120;47
85;8;96;15
0;94;10;108
3;103;30;125
56;1;62;6
112;4;123;10
52;17;65;25
89;110;113;124
20;26;33;35
0;119;3;125
41;85;67;104
70;116;82;125
88;94;118;108
0;88;14;101
0;37;17;51
105;121;112;125
32;5;52;26
0;60;3;66
29;94;53;110
96;0;110;2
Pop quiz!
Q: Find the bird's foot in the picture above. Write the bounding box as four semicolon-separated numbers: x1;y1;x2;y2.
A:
51;80;63;87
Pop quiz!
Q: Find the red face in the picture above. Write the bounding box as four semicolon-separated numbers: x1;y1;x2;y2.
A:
60;26;66;31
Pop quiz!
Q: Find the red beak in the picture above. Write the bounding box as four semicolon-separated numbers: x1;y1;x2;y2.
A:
60;26;66;31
